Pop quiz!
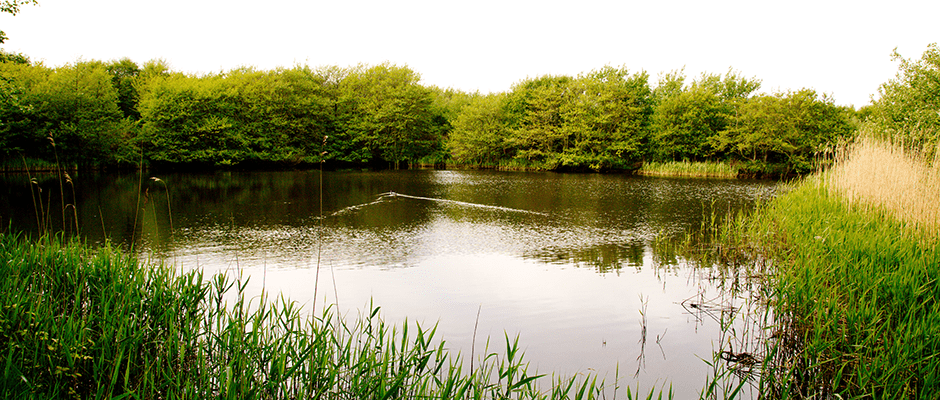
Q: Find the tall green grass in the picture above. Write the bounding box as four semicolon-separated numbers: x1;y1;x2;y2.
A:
0;233;667;399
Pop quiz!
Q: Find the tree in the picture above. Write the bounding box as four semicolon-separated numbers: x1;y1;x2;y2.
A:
652;85;726;161
694;69;761;102
138;72;248;166
652;68;686;104
232;66;334;164
333;63;439;167
0;60;133;166
425;86;472;164
39;61;129;165
0;49;29;64
106;58;141;120
496;67;654;171
557;66;653;170
650;69;760;162
503;75;573;166
448;93;511;166
716;89;852;174
0;62;34;162
869;43;940;156
1;0;37;43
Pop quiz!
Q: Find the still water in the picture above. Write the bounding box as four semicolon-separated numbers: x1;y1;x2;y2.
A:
0;169;777;397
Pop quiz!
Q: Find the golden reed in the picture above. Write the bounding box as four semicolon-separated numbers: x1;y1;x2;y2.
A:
826;133;940;240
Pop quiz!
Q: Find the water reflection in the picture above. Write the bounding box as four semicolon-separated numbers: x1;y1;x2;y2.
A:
0;169;777;398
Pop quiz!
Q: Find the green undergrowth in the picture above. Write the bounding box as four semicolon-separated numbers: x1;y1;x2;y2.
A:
0;233;672;399
743;180;940;398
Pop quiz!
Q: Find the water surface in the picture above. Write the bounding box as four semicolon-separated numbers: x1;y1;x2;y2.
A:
0;169;777;397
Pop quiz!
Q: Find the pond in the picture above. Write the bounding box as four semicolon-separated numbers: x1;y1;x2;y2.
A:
0;169;778;397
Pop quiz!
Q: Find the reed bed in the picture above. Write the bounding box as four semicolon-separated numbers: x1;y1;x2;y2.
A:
826;135;940;240
0;232;658;399
637;161;737;178
716;137;940;397
670;133;940;397
762;181;939;397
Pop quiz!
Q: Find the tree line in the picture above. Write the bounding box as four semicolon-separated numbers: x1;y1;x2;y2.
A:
1;51;868;175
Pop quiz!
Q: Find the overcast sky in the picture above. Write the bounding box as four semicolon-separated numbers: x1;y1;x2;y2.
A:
2;0;937;107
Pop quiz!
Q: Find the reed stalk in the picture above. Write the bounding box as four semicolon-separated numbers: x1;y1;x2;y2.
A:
21;154;42;234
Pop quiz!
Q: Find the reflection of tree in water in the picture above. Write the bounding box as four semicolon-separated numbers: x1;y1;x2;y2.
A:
1;169;777;277
528;241;648;274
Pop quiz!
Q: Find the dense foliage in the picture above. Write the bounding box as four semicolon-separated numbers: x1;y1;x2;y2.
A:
0;59;135;168
138;66;334;167
1;52;858;175
867;42;940;158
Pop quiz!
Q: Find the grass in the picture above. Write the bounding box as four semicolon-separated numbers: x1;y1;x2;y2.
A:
709;135;940;398
0;232;670;399
637;161;737;178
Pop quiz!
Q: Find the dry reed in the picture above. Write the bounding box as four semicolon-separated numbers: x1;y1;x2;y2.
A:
826;134;940;240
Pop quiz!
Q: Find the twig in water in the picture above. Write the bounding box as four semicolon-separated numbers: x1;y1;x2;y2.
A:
656;329;667;360
635;294;648;378
471;304;482;374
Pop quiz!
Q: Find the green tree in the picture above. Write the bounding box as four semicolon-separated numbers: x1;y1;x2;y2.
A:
717;89;852;174
652;69;686;104
106;58;141;120
423;86;471;164
694;69;762;102
651;69;760;162
0;60;36;163
652;85;726;160
503;75;573;167
557;66;653;170
138;65;336;167
448;93;511;166
0;60;132;166
40;61;130;165
333;63;439;167
138;72;247;166
869;43;940;156
497;68;653;171
0;49;29;64
232;66;334;164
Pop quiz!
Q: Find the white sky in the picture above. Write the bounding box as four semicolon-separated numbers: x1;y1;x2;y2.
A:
2;0;937;108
